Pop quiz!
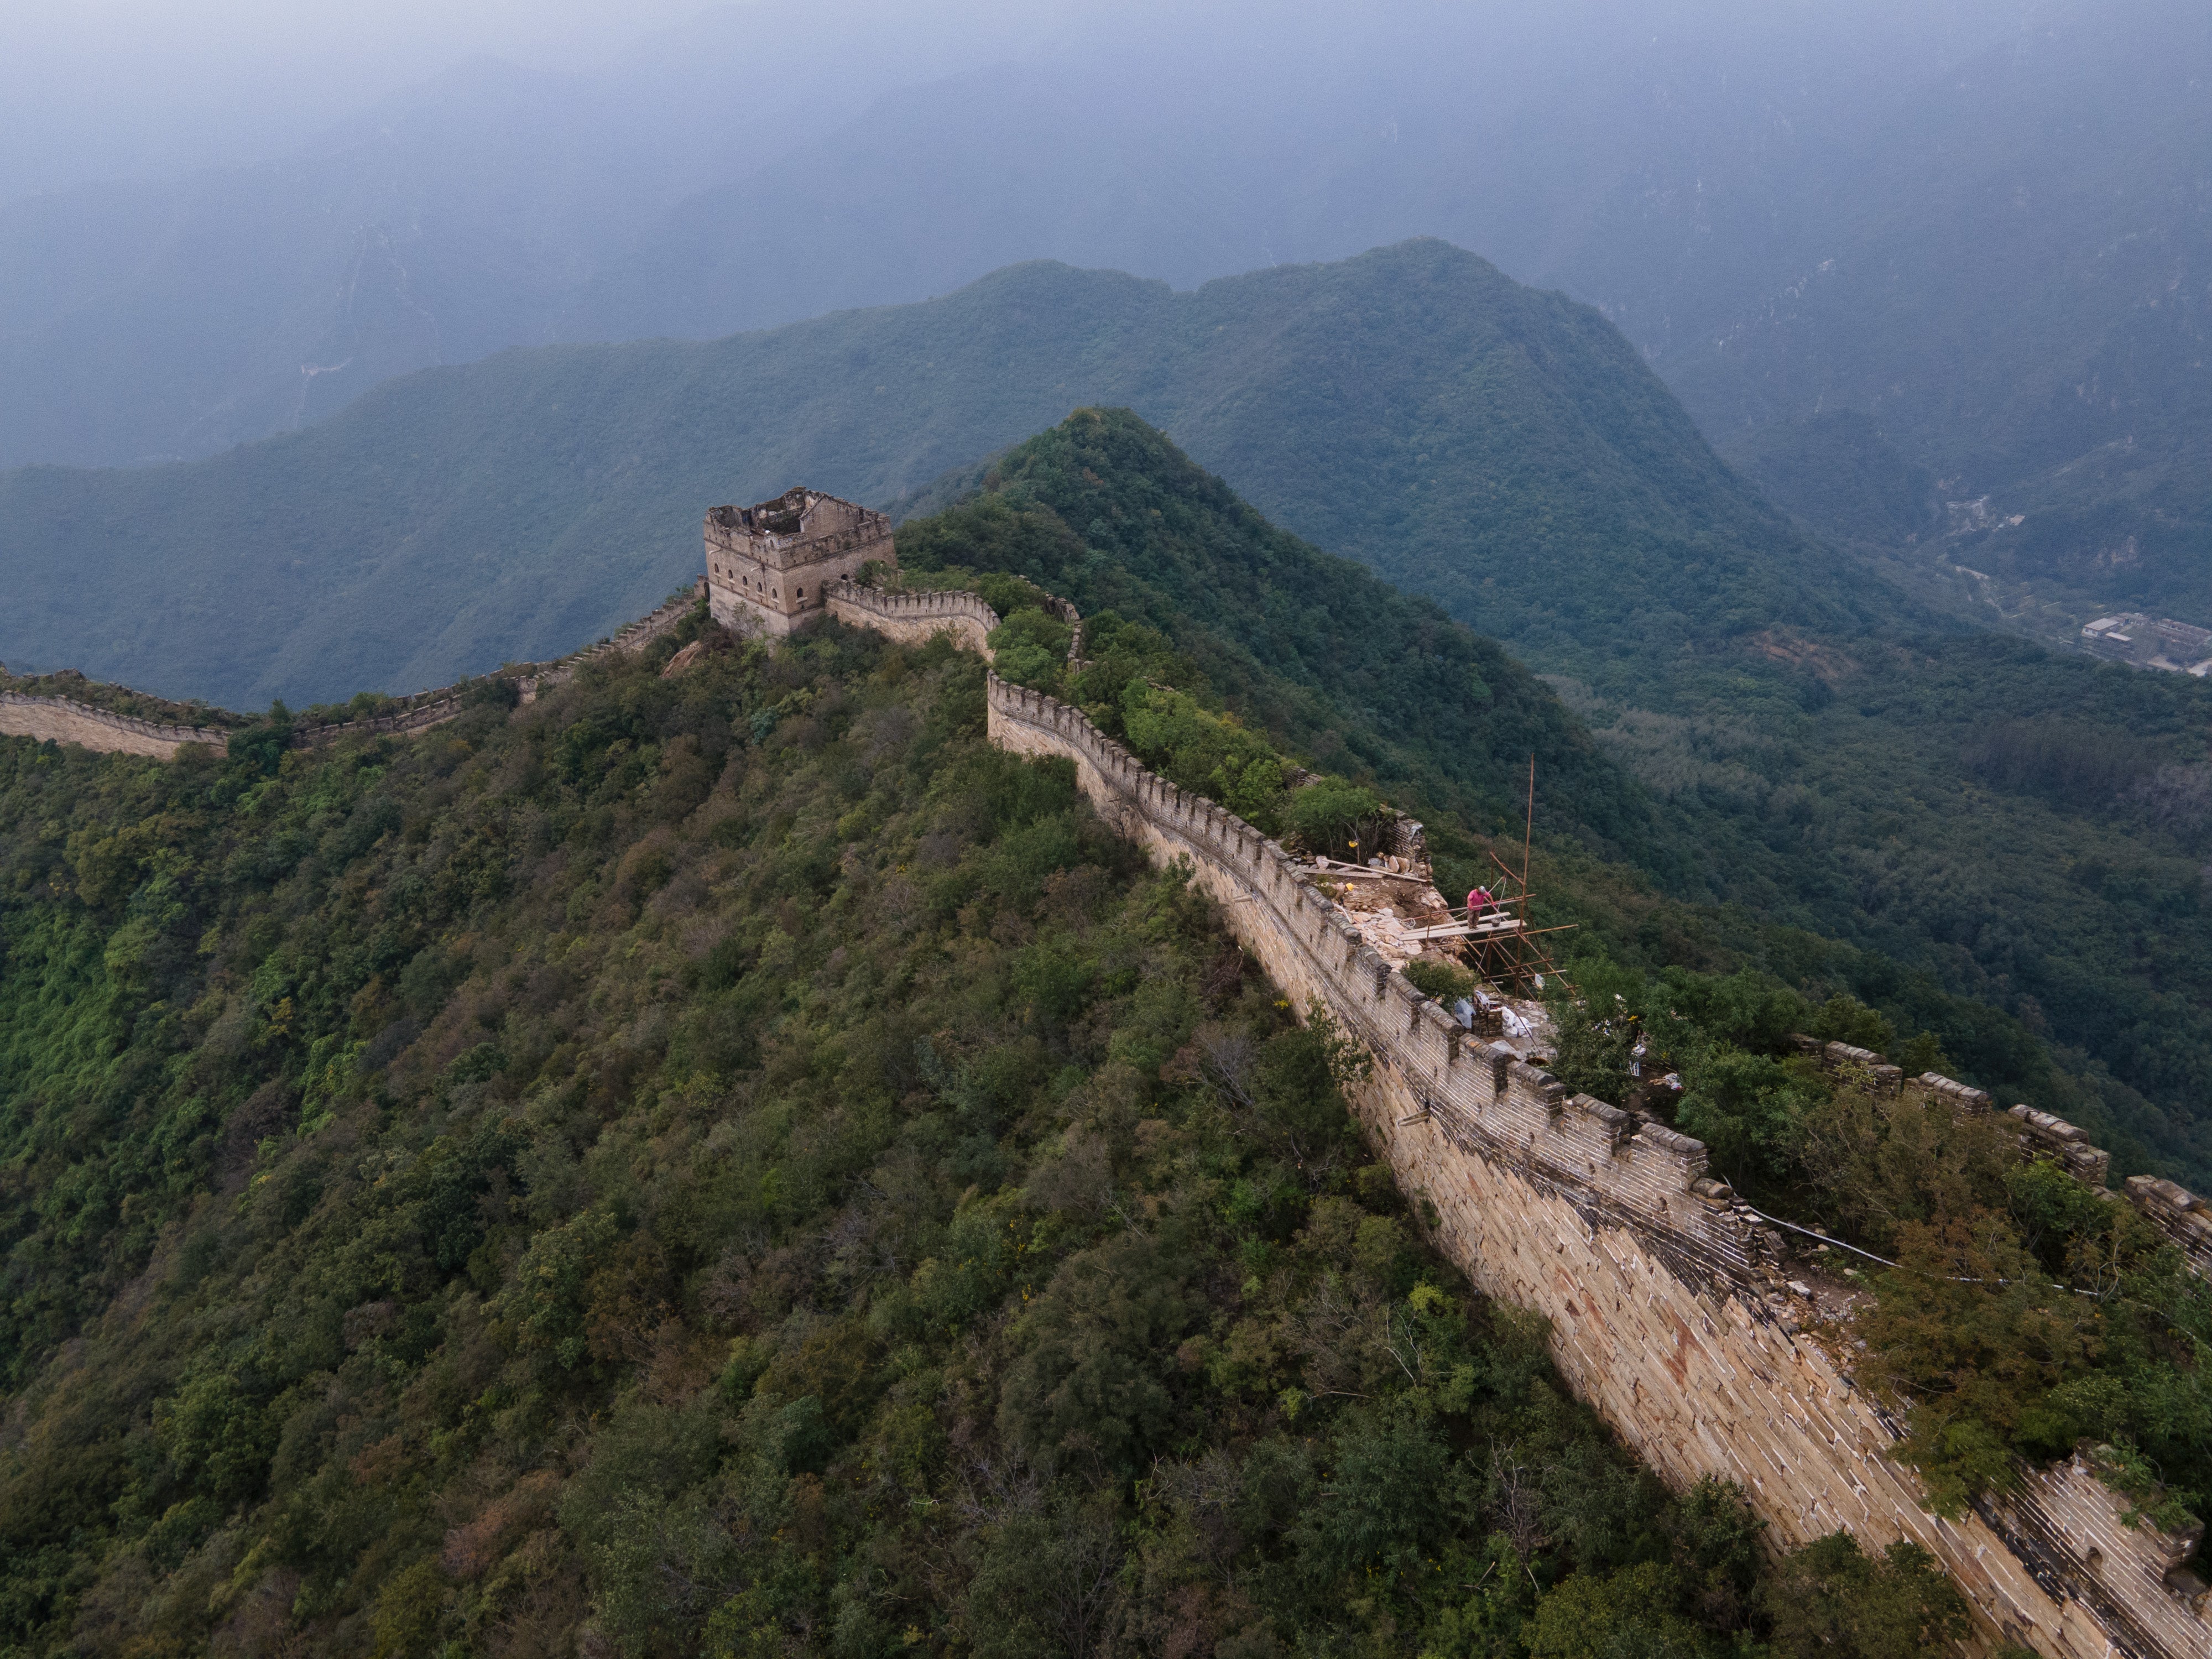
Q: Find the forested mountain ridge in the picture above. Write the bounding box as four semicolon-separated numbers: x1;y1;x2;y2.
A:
895;411;2212;1191
6;410;2204;1654
13;204;2212;1189
1603;2;2212;639
8;0;2201;663
0;239;1890;712
9;222;2210;1183
0;531;1987;1656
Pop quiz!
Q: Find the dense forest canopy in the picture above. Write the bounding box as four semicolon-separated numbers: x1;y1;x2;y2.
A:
891;416;2212;1544
3;7;2210;1647
0;577;1992;1657
6;404;2208;1656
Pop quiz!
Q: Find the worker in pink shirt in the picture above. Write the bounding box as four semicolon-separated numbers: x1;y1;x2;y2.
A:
1467;885;1493;921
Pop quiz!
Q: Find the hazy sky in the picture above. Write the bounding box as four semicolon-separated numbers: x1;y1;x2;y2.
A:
0;0;1063;202
1;0;2057;207
0;3;734;199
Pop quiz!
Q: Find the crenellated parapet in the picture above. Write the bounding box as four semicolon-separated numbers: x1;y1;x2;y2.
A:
3;583;710;760
823;580;1003;658
294;694;469;747
514;582;705;705
822;578;1087;667
983;672;1770;1276
0;690;231;757
2125;1176;2212;1276
1793;1034;2202;1273
1915;1070;1998;1116
1790;1034;1906;1095
2010;1105;2116;1190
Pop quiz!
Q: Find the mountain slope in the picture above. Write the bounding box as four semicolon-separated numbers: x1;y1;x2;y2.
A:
898;407;1662;867
1;404;2159;1651
1560;1;2212;634
14;245;2212;1183
905;414;2212;1186
12;0;2204;613
0;240;1881;709
0;473;1931;1653
0;1;2007;468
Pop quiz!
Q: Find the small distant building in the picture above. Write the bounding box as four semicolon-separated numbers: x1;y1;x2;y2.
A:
2081;612;2212;673
2082;614;2144;661
705;488;894;636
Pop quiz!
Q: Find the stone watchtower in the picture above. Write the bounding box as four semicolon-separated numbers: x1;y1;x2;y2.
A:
704;487;895;636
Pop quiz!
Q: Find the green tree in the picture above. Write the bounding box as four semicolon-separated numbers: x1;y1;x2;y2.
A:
1762;1535;1970;1659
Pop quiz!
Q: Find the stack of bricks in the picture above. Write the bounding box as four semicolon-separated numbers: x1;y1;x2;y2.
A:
2126;1177;2212;1275
2013;1107;2115;1187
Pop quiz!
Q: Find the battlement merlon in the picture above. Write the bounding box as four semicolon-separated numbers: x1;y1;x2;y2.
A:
705;487;895;637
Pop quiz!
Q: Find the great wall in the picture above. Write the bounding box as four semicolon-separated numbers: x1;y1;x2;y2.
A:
0;583;703;760
0;691;234;758
7;510;2209;1658
831;578;2212;1659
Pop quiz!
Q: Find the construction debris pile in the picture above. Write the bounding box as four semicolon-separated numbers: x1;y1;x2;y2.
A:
1304;853;1558;1056
1311;855;1462;968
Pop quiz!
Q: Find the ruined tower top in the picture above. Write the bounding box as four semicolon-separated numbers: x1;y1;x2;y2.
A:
707;488;890;564
703;487;894;637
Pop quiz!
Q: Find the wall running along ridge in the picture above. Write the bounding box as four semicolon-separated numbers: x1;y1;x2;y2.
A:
979;669;2211;1659
822;578;1086;666
0;691;229;758
1;585;707;759
514;583;703;705
825;582;1002;658
14;561;2207;1653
